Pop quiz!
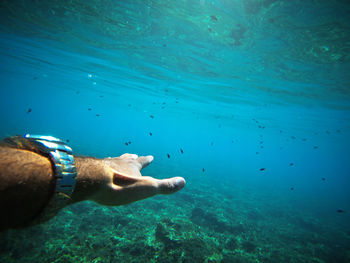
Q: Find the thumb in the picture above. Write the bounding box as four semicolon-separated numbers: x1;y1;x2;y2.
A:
157;177;186;194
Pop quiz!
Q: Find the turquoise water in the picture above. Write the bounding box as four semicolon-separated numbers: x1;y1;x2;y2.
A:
0;0;350;262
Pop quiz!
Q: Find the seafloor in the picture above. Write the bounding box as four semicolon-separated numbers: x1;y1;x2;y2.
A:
0;175;349;263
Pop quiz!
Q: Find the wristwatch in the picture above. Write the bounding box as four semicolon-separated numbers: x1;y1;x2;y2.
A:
4;134;77;224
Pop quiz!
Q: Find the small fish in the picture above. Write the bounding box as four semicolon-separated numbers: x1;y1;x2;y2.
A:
96;114;100;117
202;168;205;172
99;95;104;98
128;141;131;144
260;141;263;144
260;146;264;149
66;139;70;143
260;168;266;171
313;146;319;149
162;43;167;47
125;142;128;146
180;148;184;154
290;163;294;166
167;153;170;159
301;138;307;141
149;132;152;136
150;115;154;119
27;108;32;113
88;108;92;111
290;187;294;191
337;209;345;213
210;15;218;21
322;177;326;181
291;136;296;140
256;152;259;155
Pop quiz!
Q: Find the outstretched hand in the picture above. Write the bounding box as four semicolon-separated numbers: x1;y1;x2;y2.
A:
88;153;186;206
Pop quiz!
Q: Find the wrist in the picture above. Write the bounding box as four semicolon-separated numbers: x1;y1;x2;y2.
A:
71;157;108;203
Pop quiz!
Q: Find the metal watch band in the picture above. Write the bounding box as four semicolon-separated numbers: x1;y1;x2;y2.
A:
5;134;77;197
4;134;78;225
23;134;77;197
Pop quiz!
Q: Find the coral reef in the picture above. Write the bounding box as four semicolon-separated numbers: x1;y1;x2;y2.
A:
1;179;349;263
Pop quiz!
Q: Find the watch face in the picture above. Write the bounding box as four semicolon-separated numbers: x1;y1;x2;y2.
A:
4;136;43;155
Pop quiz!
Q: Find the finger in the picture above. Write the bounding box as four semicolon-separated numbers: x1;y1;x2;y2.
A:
110;172;159;205
137;155;154;169
157;177;186;195
119;153;138;159
110;173;185;205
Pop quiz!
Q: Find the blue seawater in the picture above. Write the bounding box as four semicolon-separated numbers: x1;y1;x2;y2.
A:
0;1;349;262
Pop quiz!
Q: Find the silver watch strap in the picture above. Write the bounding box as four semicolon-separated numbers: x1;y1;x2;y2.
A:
24;134;77;197
4;134;78;225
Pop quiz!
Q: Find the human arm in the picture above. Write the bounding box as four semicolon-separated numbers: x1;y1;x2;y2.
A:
0;146;185;231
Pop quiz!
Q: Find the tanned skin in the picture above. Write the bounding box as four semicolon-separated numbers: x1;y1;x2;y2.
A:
0;146;186;231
